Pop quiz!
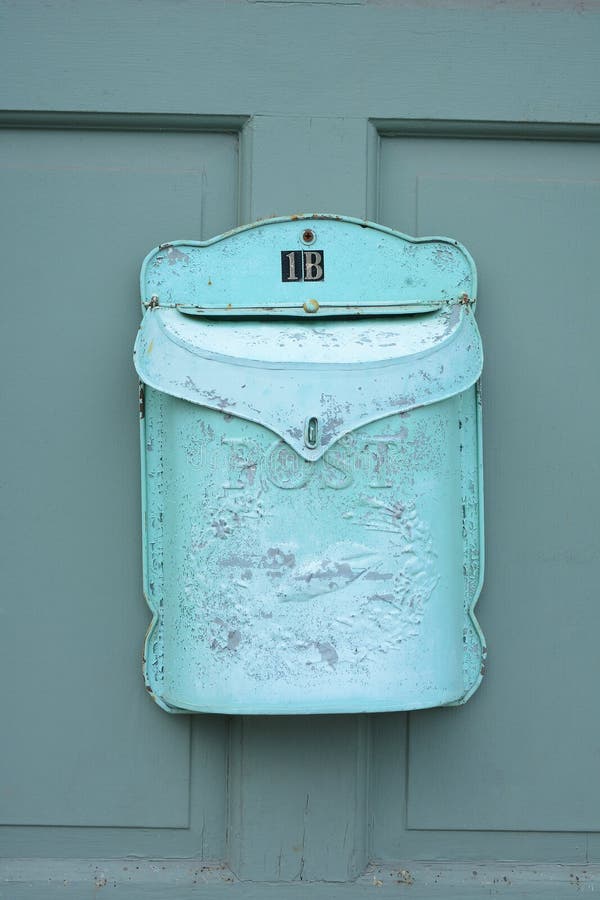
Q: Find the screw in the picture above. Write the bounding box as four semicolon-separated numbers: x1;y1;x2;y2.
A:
303;299;319;314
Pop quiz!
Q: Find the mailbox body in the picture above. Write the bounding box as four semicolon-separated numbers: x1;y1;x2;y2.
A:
134;215;484;714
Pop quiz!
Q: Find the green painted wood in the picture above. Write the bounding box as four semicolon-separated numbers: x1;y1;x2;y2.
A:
3;860;600;899
393;152;599;832
1;1;599;123
369;715;589;864
243;116;368;222
0;127;237;833
587;835;600;862
1;0;600;892
373;135;600;837
0;111;249;132
228;716;369;881
373;119;600;141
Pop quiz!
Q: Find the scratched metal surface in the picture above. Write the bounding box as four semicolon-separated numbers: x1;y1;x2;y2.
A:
134;216;484;714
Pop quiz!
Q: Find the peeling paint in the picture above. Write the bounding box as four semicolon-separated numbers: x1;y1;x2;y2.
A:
141;395;481;713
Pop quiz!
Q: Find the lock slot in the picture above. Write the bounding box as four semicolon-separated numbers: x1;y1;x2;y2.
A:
174;301;448;318
304;416;319;449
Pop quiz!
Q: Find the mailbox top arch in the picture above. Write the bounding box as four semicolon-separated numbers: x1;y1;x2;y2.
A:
140;214;477;317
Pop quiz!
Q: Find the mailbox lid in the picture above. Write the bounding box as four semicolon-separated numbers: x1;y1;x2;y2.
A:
134;302;482;462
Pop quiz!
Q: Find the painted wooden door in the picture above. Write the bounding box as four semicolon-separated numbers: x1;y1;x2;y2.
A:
1;3;599;897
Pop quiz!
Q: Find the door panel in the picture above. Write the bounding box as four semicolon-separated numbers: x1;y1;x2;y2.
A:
377;136;600;834
0;128;237;828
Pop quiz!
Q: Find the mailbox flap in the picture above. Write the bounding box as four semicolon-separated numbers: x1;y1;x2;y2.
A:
134;302;482;462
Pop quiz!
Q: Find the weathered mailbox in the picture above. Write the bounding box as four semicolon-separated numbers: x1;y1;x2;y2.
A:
134;215;484;714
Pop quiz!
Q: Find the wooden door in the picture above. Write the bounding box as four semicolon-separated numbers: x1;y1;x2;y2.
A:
1;3;599;897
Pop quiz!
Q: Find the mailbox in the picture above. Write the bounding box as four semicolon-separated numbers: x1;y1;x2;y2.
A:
134;215;484;714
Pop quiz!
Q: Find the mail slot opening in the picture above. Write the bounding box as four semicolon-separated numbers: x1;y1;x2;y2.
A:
174;301;448;318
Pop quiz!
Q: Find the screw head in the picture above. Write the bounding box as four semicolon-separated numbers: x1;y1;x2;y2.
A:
303;298;319;314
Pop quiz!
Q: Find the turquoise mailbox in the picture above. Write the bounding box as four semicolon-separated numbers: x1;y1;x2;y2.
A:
134;215;484;714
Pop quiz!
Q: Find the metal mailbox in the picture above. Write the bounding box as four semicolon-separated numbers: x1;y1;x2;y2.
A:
134;215;484;714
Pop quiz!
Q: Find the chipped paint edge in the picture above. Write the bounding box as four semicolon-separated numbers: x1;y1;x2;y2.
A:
463;379;486;703
449;379;486;706
4;859;600;896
